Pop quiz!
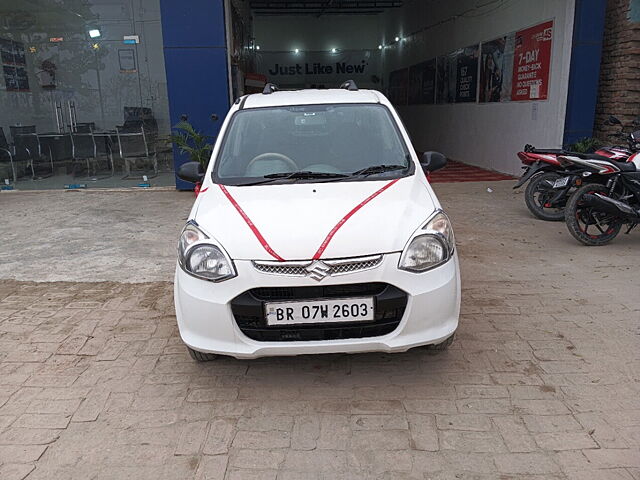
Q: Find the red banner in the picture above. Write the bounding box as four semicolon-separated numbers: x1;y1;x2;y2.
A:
511;20;553;101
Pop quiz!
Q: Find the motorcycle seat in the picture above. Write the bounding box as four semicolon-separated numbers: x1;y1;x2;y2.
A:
572;153;614;161
615;161;637;172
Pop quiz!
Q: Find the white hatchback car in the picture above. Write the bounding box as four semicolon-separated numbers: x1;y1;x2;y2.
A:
175;82;460;360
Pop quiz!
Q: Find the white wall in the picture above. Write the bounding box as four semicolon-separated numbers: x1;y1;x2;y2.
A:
380;0;576;175
252;15;383;89
254;15;380;52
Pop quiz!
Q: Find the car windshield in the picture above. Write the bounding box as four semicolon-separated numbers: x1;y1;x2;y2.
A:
213;103;413;185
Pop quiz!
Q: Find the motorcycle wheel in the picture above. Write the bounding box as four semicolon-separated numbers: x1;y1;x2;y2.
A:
524;172;567;221
565;183;623;246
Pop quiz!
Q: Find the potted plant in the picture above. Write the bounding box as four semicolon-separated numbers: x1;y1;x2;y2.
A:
170;120;213;195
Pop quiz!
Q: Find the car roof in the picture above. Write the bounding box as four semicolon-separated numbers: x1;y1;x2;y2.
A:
241;88;386;109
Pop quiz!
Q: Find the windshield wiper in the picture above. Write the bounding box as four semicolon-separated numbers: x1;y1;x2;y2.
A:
263;171;348;179
237;171;348;186
351;164;408;177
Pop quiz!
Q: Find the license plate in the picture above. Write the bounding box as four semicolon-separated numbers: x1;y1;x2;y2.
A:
265;297;374;326
553;176;570;188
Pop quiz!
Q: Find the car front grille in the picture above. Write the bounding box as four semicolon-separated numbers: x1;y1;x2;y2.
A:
230;282;407;342
252;255;383;278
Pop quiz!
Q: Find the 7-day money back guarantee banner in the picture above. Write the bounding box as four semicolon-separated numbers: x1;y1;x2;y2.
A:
511;20;554;101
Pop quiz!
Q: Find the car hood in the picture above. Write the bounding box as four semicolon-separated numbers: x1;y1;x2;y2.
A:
194;176;437;261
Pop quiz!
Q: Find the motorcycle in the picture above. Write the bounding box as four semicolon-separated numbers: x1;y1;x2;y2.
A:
560;149;640;245
515;115;638;221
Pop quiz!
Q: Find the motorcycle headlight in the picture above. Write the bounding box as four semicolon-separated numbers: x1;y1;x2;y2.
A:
399;211;455;272
178;222;236;282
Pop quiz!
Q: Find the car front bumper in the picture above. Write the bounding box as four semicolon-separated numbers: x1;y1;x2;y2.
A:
174;252;460;359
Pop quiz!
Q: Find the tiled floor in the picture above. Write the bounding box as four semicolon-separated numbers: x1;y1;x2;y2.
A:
0;182;638;479
428;160;515;183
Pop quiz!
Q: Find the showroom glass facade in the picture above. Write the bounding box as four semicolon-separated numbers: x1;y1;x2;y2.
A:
0;0;174;190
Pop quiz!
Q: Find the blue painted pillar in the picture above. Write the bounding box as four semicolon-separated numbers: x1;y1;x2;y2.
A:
563;0;608;145
160;0;230;189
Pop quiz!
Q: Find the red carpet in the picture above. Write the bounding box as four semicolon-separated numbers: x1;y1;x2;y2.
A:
426;160;516;183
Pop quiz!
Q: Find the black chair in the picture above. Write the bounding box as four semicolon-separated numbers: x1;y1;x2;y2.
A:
0;127;16;182
116;125;157;179
10;126;55;179
71;131;113;178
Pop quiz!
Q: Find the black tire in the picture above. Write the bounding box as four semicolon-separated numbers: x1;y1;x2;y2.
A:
187;346;219;362
524;172;567;221
426;333;455;353
565;183;623;246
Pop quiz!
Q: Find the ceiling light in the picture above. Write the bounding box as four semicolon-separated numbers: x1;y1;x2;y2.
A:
395;36;400;42
88;29;101;38
256;45;260;50
331;48;337;53
294;48;300;54
378;44;383;50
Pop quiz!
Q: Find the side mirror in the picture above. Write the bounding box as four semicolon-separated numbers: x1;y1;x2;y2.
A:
177;161;204;184
608;115;622;126
421;151;447;172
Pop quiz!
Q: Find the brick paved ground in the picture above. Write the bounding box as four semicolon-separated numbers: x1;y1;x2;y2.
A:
0;182;639;479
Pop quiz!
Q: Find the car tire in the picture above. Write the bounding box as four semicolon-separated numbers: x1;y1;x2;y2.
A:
426;333;455;353
187;346;219;362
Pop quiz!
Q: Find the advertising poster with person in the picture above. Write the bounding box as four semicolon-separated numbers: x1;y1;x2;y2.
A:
436;52;458;104
455;45;479;103
479;37;506;102
408;59;436;105
511;20;554;101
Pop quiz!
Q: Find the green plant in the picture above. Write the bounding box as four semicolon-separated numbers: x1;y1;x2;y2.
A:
170;121;214;169
566;137;603;154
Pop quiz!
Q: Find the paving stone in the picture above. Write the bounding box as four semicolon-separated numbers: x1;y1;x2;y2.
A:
14;414;70;429
229;449;285;470
232;430;290;449
522;414;583;433
175;420;208;456
439;430;506;452
435;414;493;431
291;415;319;450
533;431;598;450
406;414;438;451
195;454;229;480
494;452;560;474
0;444;48;462
203;419;235;455
0;463;35;480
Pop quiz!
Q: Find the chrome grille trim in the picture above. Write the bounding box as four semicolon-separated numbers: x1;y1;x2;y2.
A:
252;255;383;278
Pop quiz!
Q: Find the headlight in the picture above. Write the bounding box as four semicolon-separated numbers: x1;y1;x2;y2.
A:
399;211;455;272
178;221;236;282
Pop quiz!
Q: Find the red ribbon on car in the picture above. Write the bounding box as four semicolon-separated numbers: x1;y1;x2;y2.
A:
312;178;401;259
219;179;401;262
218;184;285;262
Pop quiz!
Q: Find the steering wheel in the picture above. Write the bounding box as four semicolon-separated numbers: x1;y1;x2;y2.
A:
246;152;297;173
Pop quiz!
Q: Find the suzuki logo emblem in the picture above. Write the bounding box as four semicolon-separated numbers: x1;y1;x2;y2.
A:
305;261;331;281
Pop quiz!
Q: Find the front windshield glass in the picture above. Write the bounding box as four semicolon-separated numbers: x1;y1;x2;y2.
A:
213;103;412;185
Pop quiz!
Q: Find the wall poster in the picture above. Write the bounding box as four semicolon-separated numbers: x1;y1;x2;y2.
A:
436;52;458;104
388;68;408;106
456;45;479;103
479;37;507;102
118;49;137;73
408;59;436;105
511;20;553;101
1;38;29;92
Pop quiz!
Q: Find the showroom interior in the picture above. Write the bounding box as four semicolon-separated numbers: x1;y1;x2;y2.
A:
0;0;607;190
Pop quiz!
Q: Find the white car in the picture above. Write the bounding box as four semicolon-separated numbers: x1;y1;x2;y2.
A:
175;81;460;360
